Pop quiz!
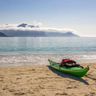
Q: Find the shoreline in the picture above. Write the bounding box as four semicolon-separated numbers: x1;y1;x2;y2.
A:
0;54;96;67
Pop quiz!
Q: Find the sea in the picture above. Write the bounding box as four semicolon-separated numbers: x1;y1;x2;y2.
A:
0;37;96;66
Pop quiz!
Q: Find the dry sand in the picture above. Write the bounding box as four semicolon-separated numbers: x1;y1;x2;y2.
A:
0;64;96;96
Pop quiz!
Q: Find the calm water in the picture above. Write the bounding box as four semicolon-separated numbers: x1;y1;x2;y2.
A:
0;37;96;55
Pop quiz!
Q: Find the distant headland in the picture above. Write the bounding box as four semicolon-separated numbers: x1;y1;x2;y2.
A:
0;23;79;37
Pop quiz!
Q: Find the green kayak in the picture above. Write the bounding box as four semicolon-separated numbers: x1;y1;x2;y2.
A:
48;59;89;77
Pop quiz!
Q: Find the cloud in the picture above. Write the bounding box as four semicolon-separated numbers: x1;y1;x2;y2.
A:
32;21;43;27
0;23;76;33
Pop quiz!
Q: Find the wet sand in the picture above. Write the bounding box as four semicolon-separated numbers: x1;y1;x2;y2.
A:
0;64;96;96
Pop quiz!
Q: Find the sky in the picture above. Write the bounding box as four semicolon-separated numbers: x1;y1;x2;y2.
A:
0;0;96;37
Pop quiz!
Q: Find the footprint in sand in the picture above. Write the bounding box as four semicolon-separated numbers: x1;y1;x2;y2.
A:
13;92;25;95
31;69;36;71
85;92;96;96
16;77;21;80
55;92;68;96
0;78;3;82
0;76;4;82
38;85;45;89
66;85;77;89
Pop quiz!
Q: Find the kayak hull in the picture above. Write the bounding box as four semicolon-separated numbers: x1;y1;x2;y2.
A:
48;59;89;77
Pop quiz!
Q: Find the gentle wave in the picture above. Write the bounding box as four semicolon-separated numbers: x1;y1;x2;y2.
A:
0;54;96;67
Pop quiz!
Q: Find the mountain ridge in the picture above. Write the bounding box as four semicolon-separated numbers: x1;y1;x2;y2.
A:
0;23;79;37
0;32;7;37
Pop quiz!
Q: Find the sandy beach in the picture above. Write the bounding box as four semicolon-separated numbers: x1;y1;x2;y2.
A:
0;62;96;96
